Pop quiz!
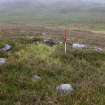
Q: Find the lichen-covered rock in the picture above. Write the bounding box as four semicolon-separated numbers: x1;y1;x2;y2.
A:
0;44;12;52
56;84;74;95
95;47;103;52
2;44;12;51
32;75;41;82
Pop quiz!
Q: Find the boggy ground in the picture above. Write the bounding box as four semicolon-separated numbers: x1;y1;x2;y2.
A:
0;25;105;48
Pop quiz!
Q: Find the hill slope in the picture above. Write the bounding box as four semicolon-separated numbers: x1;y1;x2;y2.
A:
0;39;105;105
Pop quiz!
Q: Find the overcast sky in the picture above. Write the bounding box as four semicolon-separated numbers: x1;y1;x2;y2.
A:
0;0;105;4
0;0;104;2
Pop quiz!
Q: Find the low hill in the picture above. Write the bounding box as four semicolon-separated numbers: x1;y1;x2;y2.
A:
0;0;105;25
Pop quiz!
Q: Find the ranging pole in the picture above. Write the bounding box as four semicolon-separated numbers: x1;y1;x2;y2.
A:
64;29;67;54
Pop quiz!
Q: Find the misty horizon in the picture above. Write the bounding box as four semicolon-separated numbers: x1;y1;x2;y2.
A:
0;0;105;25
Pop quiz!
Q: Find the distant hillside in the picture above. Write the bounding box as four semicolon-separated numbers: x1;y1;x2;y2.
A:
0;0;105;25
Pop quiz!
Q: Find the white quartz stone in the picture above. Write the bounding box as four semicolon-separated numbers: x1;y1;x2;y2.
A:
56;84;74;95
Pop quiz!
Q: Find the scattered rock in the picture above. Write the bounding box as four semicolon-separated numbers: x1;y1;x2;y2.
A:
44;39;57;46
32;75;41;82
95;47;103;52
72;44;87;49
56;84;74;95
0;58;6;65
43;39;63;46
42;32;47;35
59;41;63;44
0;44;12;52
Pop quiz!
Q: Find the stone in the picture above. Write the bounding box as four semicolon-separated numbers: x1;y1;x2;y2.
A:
59;41;63;44
0;58;6;65
56;84;74;95
44;39;57;46
32;75;41;82
0;44;12;52
42;32;47;35
95;47;103;52
72;44;87;49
